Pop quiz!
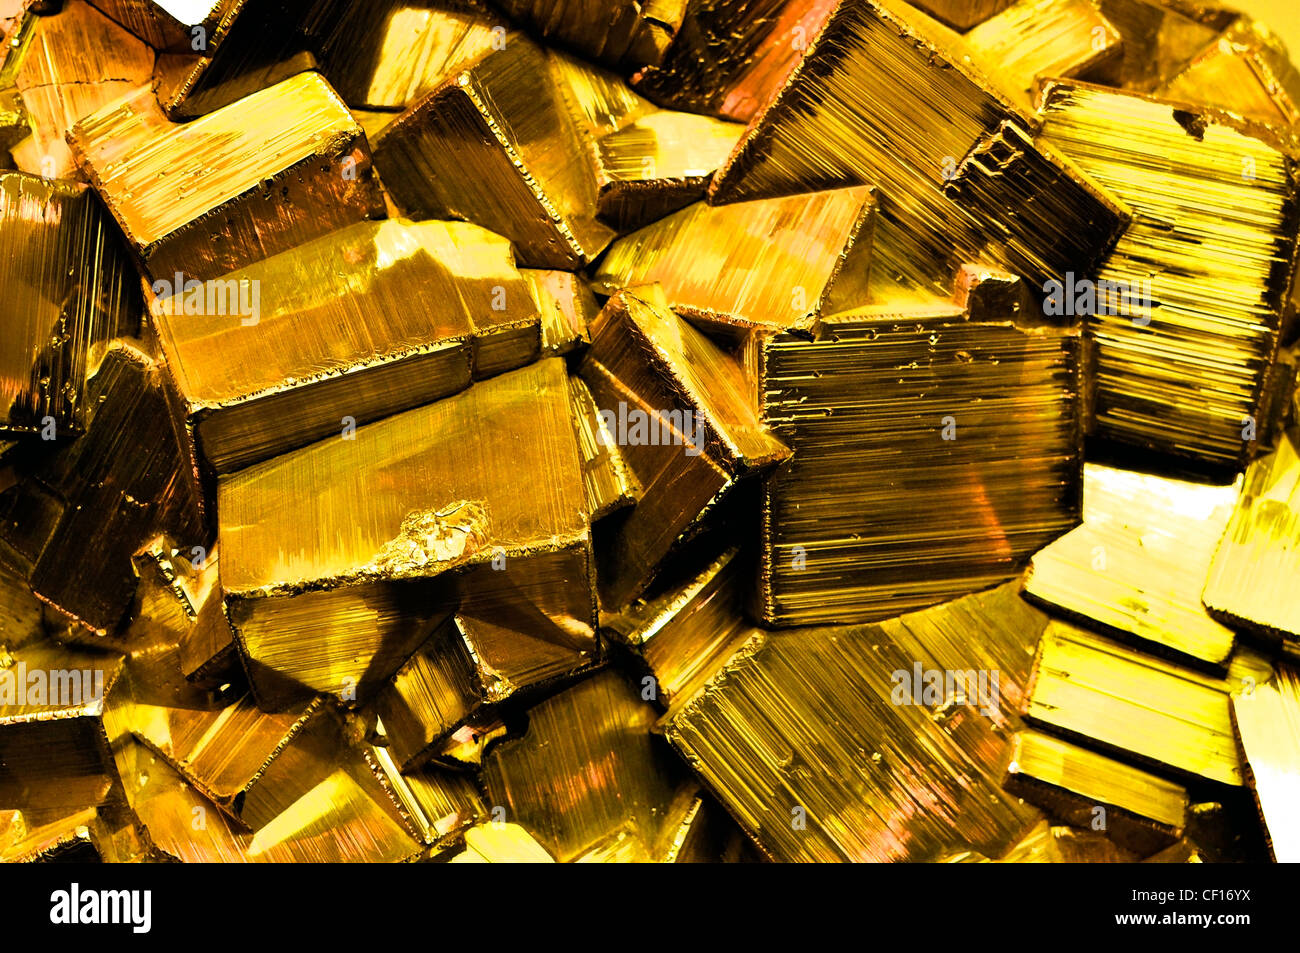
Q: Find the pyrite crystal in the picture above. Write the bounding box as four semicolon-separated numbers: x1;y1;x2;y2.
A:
1;0;1298;867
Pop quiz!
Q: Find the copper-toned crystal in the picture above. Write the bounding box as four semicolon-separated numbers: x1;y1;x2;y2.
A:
86;0;229;52
630;0;838;123
708;0;1129;301
9;0;154;180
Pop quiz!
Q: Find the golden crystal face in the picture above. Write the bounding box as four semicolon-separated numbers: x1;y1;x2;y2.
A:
1003;729;1188;856
493;0;685;69
758;304;1082;625
217;358;592;709
0;343;206;635
593;187;877;334
1232;664;1300;862
69;72;386;281
1025;464;1239;668
1038;80;1299;470
373;35;614;269
0;171;137;438
9;0;155;180
2;0;1299;870
151;217;539;473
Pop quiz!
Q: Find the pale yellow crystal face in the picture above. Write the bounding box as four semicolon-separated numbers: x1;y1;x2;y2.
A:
1025;465;1240;668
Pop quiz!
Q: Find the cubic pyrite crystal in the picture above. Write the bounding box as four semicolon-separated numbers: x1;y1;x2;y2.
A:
1;0;1297;868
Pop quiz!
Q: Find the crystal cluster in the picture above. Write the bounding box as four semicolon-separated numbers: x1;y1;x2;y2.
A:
0;0;1296;863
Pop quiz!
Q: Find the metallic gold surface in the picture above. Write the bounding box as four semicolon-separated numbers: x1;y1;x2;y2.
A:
373;35;614;269
568;374;640;522
69;71;386;282
149;0;321;120
494;0;685;68
757;303;1082;625
581;287;789;607
1090;0;1229;91
483;669;687;862
522;268;597;356
943;818;1145;862
1156;16;1300;124
371;615;481;771
1025;465;1239;669
1024;621;1274;785
0;171;136;438
0;637;125;812
152;218;538;474
0;802;152;862
592;187;876;334
1203;432;1300;652
447;821;555;862
965;0;1122;103
6;0;1300;867
1231;665;1300;862
630;0;839;122
0;343;206;635
549;47;654;140
661;584;1046;861
316;0;500;110
707;0;1129;301
9;0;154;180
1038;80;1299;469
113;662;343;830
594;109;745;232
428;709;509;770
372;739;484;849
0;562;48;650
455;549;602;701
112;736;423;862
219;358;592;709
1004;729;1187;855
86;0;232;51
604;548;752;707
908;0;1016;30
